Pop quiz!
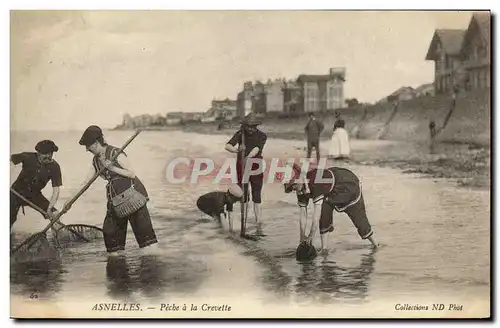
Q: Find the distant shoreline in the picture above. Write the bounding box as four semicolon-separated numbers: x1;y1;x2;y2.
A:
112;123;490;191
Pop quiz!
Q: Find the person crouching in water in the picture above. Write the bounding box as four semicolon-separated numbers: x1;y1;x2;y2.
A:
284;163;379;256
196;185;244;232
64;125;158;256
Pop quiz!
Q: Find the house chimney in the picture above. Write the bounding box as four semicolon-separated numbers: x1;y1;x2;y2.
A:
329;67;346;79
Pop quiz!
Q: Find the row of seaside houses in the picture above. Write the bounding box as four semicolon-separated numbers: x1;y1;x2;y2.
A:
425;11;490;94
120;12;490;128
236;67;347;118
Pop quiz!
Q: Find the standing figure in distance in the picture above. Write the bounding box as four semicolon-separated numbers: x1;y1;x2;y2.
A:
304;113;324;163
329;119;351;160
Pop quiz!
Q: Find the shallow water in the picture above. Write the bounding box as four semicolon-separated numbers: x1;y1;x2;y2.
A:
10;130;490;316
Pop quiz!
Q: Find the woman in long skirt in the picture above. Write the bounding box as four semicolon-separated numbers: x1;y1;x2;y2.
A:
329;119;351;160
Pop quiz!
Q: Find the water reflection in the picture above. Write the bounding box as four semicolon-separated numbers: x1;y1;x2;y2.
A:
294;248;377;302
10;258;65;299
105;256;133;299
105;254;209;301
106;255;169;300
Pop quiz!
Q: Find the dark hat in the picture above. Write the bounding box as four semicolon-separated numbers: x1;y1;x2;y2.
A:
35;140;59;154
240;113;262;126
79;125;103;146
284;182;295;194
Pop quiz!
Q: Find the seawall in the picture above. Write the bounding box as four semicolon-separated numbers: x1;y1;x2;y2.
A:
116;89;490;148
198;88;491;147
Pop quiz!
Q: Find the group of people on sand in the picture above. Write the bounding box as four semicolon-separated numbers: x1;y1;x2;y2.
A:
304;112;351;162
197;113;379;259
10;125;158;256
11;113;378;260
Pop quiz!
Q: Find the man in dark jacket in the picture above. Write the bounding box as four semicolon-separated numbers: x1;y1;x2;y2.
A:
10;140;63;230
304;113;324;162
225;113;267;235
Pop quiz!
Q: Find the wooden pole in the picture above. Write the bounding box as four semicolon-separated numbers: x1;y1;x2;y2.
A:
240;126;247;237
11;130;142;254
10;188;90;242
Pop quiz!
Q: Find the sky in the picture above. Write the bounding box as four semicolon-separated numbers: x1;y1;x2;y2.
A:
10;10;475;131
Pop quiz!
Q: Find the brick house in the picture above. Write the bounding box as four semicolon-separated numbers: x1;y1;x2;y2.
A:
425;29;466;95
296;68;345;113
205;98;237;121
252;81;267;115
425;11;491;94
236;81;253;118
460;12;491;90
265;79;285;113
282;79;301;114
378;86;417;103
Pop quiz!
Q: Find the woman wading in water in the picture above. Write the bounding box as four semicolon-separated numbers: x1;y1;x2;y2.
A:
64;125;159;256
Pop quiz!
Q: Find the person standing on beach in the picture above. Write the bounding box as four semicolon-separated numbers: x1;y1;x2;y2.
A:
329;119;351;160
283;163;379;255
304;113;324;162
429;88;458;154
10;140;63;231
64;125;159;256
225;113;267;235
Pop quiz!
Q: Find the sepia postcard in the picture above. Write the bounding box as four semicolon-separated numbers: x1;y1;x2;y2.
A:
9;9;491;319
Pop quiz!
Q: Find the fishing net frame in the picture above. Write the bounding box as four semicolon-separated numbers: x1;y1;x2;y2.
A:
10;130;142;255
52;224;104;249
10;189;104;253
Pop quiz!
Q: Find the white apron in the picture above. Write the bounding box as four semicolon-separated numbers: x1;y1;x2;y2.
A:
329;128;351;158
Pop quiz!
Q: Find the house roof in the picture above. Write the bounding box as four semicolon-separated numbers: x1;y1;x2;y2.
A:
377;86;417;103
415;83;434;93
473;11;491;39
460;11;491;57
297;73;345;83
390;86;416;96
425;29;466;60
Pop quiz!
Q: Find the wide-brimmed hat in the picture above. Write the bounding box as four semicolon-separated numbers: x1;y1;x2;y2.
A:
79;125;103;147
240;113;262;126
228;185;244;199
35;140;59;154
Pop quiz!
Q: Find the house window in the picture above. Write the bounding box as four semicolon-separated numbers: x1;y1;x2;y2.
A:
480;69;488;88
304;82;318;112
327;81;341;110
474;45;479;60
446;56;452;70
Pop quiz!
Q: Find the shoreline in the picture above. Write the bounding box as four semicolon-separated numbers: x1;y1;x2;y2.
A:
113;125;490;191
